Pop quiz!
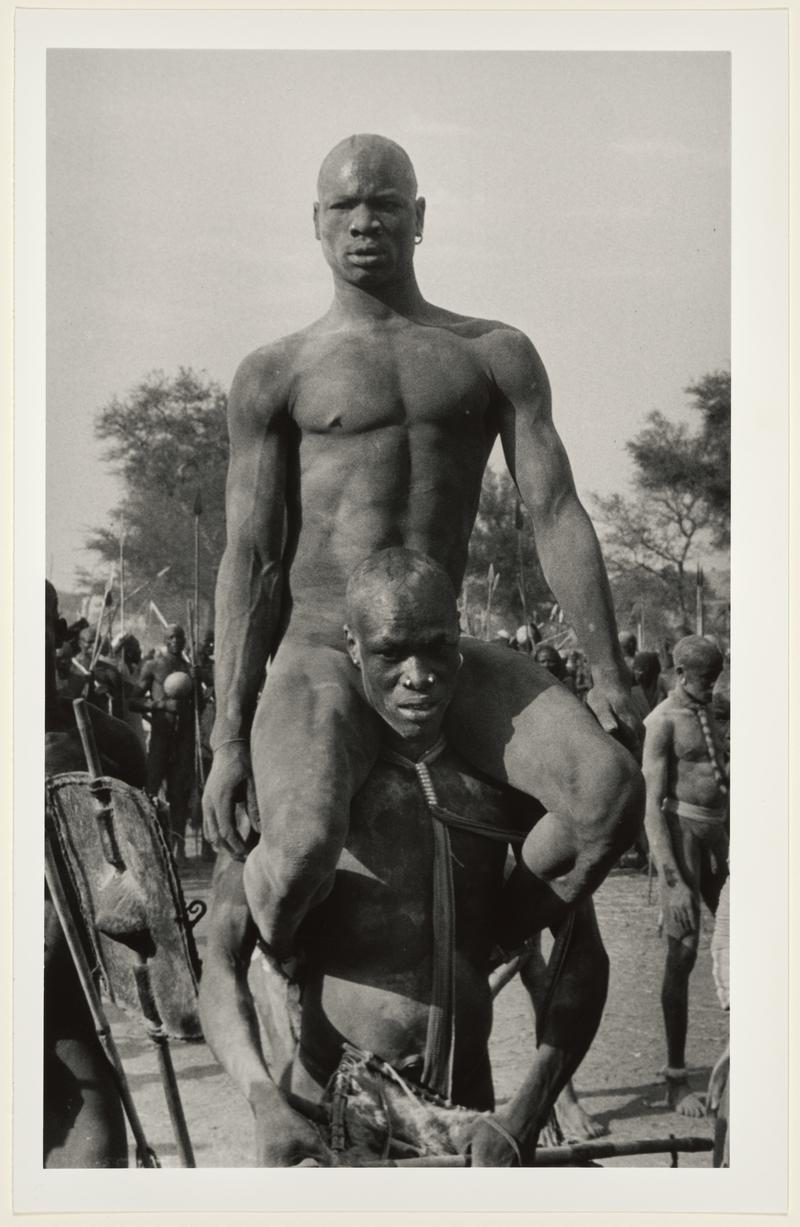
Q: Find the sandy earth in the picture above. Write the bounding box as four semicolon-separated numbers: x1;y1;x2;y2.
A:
108;861;727;1169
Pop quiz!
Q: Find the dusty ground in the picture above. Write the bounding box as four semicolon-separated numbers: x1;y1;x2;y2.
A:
109;862;727;1169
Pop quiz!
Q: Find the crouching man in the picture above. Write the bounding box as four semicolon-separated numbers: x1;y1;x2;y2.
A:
199;550;611;1165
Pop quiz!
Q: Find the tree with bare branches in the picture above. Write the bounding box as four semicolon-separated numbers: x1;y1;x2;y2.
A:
592;372;729;636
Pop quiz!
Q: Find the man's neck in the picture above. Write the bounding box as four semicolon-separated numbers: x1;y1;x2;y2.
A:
383;727;444;763
672;683;706;711
330;274;428;322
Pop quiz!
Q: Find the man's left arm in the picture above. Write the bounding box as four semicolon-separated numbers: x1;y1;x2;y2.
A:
492;328;641;751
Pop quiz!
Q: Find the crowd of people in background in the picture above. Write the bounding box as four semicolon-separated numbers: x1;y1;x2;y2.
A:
52;605;216;863
492;620;729;746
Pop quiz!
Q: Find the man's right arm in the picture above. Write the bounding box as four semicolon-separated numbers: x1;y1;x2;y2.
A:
642;710;694;936
203;347;293;857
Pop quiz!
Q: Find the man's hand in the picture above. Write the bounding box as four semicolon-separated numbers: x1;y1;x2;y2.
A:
665;876;696;939
203;741;253;861
466;1115;523;1167
586;674;643;757
252;1086;332;1167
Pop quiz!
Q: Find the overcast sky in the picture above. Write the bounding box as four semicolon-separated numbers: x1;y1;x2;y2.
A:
46;50;730;591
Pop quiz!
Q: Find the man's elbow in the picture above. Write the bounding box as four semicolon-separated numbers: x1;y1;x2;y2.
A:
588;749;645;862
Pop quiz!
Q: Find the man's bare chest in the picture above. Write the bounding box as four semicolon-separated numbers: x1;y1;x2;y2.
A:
673;710;724;766
150;656;188;685
291;329;492;435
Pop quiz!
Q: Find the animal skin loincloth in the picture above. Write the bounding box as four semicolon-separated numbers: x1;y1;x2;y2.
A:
316;1043;519;1165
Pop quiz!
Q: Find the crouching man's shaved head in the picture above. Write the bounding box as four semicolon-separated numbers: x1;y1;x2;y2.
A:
344;548;462;759
344;547;458;632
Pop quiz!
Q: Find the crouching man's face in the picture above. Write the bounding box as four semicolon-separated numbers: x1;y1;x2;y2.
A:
345;579;462;756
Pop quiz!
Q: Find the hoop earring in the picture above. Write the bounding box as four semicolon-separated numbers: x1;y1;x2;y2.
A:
414;234;423;246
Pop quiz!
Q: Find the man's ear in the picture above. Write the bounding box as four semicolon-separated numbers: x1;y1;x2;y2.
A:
313;202;321;240
415;196;426;238
343;625;361;668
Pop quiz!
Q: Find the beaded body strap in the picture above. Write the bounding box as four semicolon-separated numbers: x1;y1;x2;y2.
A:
693;704;729;797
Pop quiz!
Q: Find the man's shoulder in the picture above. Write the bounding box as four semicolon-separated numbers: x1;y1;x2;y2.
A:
644;697;676;734
235;324;317;382
146;652;172;675
229;327;321;425
427;305;530;349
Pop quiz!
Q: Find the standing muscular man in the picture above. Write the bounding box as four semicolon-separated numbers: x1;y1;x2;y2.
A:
203;133;643;960
643;635;729;1116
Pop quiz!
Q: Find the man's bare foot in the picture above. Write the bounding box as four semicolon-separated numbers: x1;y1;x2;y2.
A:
554;1084;608;1141
662;1069;706;1118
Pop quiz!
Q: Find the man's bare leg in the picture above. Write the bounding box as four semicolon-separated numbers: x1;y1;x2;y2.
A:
661;933;705;1117
472;900;609;1164
243;643;382;958
517;935;607;1141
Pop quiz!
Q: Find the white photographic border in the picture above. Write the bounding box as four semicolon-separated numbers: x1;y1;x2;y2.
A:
11;5;790;1219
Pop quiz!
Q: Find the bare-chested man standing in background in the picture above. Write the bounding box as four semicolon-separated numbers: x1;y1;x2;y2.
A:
643;635;729;1116
203;133;644;964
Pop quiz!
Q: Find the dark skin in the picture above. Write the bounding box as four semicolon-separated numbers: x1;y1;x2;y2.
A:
203;134;642;948
200;571;608;1166
643;646;727;1117
136;629;191;714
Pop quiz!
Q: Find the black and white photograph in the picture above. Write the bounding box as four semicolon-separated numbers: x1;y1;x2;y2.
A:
12;7;790;1218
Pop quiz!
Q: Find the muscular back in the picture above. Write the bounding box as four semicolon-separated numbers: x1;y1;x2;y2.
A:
233;308;529;650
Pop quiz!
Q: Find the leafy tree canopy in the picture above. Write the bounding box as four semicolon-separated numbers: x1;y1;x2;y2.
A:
88;369;229;631
592;370;730;639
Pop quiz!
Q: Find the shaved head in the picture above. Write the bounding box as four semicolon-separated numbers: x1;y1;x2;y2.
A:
345;547;456;633
317;134;418;200
673;635;723;673
343;549;462;753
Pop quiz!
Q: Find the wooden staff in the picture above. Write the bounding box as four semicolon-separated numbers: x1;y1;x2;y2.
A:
696;565;705;636
485;564;500;640
360;1134;713;1167
89;583;116;672
187;598;207;858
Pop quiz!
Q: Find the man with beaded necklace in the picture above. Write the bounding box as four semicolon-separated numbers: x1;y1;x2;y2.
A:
642;634;729;1117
